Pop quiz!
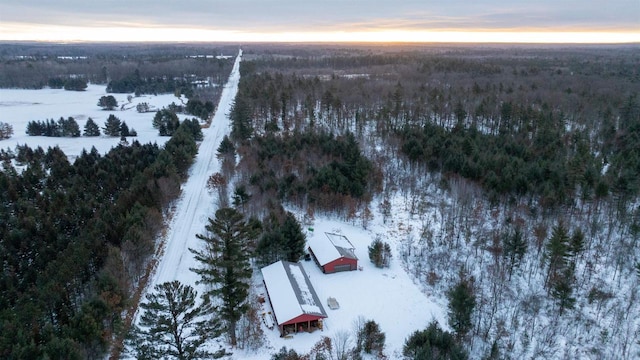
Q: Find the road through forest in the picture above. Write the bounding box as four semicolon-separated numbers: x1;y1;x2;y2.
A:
141;49;241;301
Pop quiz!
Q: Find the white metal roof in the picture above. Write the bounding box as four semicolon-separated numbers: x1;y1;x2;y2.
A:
308;232;357;266
261;260;327;325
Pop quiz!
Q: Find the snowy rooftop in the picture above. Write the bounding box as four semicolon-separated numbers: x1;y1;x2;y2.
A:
261;261;327;325
308;232;358;266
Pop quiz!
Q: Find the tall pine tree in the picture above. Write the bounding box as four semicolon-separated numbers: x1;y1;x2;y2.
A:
447;275;476;340
281;212;306;262
83;117;101;136
190;208;253;346
103;114;122;137
130;280;223;360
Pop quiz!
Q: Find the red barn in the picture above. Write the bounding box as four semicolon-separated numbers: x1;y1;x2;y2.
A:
261;261;327;336
308;232;358;274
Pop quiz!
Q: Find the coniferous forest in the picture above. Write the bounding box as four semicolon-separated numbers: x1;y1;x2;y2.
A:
1;43;639;359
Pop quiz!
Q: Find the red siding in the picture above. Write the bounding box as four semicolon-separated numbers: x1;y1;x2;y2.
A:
281;313;326;326
323;257;358;273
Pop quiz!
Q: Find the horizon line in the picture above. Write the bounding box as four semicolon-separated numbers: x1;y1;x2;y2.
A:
1;25;639;45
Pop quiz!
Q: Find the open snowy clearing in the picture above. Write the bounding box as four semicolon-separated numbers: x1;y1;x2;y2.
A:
245;217;446;359
0;83;193;158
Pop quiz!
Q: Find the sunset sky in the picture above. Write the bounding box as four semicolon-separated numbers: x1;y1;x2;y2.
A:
1;0;638;43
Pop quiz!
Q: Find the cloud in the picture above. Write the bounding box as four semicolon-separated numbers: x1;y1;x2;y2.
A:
0;0;638;38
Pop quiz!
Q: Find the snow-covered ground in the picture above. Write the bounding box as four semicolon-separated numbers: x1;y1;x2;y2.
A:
0;50;449;359
145;49;242;292
0;84;191;158
245;217;446;359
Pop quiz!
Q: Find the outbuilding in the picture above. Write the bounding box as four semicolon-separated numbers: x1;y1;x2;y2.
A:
261;260;327;336
308;232;358;274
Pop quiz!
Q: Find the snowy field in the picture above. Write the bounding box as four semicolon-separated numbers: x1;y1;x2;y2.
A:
0;84;192;158
247;217;446;359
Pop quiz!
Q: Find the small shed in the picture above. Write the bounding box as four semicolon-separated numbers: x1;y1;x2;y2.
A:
261;261;327;336
308;232;358;274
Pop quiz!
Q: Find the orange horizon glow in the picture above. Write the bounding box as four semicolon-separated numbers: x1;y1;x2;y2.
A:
1;23;639;44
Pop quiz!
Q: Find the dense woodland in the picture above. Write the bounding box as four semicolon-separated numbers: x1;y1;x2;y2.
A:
0;43;639;359
230;44;640;359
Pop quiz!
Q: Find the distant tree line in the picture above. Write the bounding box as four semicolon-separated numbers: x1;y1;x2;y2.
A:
25;115;138;138
48;77;88;91
0;43;235;91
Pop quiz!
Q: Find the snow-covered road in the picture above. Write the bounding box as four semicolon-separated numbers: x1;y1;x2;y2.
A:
143;49;241;296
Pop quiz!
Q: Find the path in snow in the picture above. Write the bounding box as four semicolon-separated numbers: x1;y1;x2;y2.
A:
143;49;241;297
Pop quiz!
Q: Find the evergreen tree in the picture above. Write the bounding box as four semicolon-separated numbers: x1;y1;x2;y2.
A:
190;208;254;346
61;116;81;137
181;118;204;141
153;109;181;136
545;222;570;286
255;229;285;267
368;238;392;268
232;185;251;214
0;121;13;139
447;276;476;339
120;121;130;137
64;78;88;91
403;321;468;360
357;320;386;355
130;280;223;360
569;228;585;259
545;222;576;314
83;117;101;136
271;347;303;360
503;226;527;278
103;114;122;137
97;95;118;110
217;135;235;156
550;270;576;315
230;94;254;142
281;212;306;262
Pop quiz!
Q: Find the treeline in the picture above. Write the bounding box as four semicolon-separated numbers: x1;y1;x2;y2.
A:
47;77;88;91
0;43;235;91
398;95;640;209
234;46;640;212
25;116;138;138
26;117;81;137
0;120;201;358
106;71;191;95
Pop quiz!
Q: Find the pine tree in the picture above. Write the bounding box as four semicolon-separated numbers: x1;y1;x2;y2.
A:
130;280;223;360
403;321;468;360
281;212;306;262
503;226;527;279
103;114;122;137
230;94;254;142
232;185;251;214
545;222;570;288
545;222;577;314
368;238;392;268
83;117;101;136
447;276;476;339
153;109;180;136
360;320;386;355
190;208;253;346
120;121;129;137
61;117;80;137
97;95;118;110
216;135;235;157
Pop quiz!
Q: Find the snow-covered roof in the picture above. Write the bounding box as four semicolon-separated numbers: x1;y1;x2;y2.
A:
308;232;358;266
261;261;327;325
